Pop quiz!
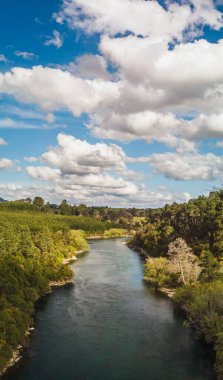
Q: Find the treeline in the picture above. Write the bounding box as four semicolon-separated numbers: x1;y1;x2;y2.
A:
130;190;223;379
0;211;113;235
0;197;146;228
133;190;223;258
0;217;90;374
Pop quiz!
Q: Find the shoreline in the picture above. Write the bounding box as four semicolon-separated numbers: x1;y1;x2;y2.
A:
130;242;216;378
0;249;88;378
1;237;129;377
0;326;35;378
87;234;131;240
129;244;176;298
0;276;75;378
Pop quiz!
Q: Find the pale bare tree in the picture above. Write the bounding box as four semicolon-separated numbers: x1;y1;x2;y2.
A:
167;238;201;285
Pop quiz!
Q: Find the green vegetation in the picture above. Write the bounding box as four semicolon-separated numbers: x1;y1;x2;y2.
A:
130;190;223;379
175;281;223;378
0;211;113;234
0;198;146;229
144;258;172;288
0;202;135;374
103;228;129;238
0;209;96;374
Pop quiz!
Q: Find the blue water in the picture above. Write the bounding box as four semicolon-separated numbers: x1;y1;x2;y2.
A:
5;239;214;380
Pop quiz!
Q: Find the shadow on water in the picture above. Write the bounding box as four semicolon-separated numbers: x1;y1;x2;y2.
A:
4;238;215;380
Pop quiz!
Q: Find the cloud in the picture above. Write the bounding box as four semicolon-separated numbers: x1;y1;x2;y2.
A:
0;137;8;146
216;141;223;148
34;17;44;25
44;30;63;48
27;166;61;180
2;32;223;150
0;158;15;170
0;105;55;124
64;54;112;80
24;156;38;163
55;0;223;41
99;35;223;111
0;54;7;63
26;166;191;207
148;152;223;181
88;110;181;146
0;0;223;208
0;184;22;191
0;66;121;116
41;133;128;175
2;106;40;120
15;51;38;60
23;132;190;207
25;133;143;202
0;117;63;130
183;113;223;140
0;180;191;208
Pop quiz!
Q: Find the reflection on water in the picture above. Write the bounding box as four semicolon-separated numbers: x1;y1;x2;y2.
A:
5;239;214;380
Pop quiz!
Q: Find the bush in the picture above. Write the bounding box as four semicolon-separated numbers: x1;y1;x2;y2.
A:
103;228;127;237
144;258;174;288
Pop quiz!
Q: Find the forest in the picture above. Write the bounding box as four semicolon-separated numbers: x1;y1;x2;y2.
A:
2;193;223;377
0;203;118;375
0;197;145;230
130;190;223;379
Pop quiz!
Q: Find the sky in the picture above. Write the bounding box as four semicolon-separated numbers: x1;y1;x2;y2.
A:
1;0;223;207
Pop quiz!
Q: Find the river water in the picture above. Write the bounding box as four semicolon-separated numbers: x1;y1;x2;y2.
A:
5;239;214;380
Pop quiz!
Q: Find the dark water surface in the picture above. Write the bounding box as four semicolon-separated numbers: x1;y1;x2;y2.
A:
6;239;214;380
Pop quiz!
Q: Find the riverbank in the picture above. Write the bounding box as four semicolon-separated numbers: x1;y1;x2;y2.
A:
129;245;176;298
0;276;74;378
127;243;148;258
1;236;114;378
0;325;36;378
87;233;132;240
1;238;125;378
0;245;91;378
1;236;123;376
4;238;213;380
129;242;219;379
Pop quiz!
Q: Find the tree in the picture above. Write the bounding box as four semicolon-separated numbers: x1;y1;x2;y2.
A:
144;257;172;288
33;196;44;210
200;250;222;283
168;238;201;285
17;225;39;258
59;200;70;215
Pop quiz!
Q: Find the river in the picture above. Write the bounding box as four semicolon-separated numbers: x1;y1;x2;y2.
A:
5;238;214;380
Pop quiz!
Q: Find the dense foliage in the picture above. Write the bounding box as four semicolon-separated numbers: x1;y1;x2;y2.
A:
0;211;113;235
0;198;146;229
0;214;92;374
133;190;223;258
103;228;129;238
175;281;223;378
130;190;223;379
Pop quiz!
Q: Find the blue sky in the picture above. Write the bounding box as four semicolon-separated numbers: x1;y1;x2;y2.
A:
0;0;223;207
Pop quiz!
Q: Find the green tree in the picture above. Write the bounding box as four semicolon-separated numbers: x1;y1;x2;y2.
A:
144;257;172;288
200;250;222;282
33;196;44;210
59;200;70;215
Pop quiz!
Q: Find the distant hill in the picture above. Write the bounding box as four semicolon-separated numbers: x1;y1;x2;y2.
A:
0;197;7;202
